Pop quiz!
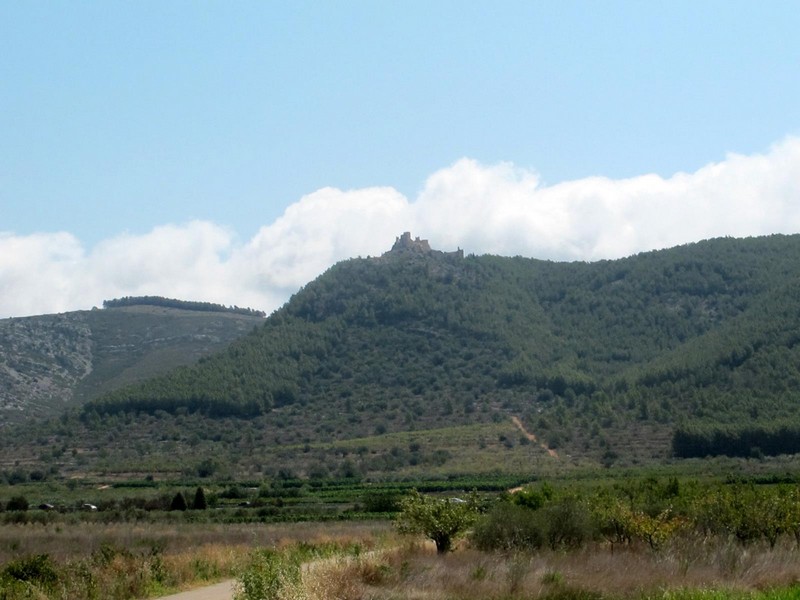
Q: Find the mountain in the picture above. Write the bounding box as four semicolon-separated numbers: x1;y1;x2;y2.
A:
0;300;264;424
6;233;800;480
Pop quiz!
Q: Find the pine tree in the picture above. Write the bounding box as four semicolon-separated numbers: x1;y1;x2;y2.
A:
192;486;208;510
170;491;188;511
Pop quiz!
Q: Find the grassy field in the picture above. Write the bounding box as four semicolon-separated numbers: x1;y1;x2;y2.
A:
7;497;800;599
7;532;800;600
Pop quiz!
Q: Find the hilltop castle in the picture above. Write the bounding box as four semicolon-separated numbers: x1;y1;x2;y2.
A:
383;232;464;259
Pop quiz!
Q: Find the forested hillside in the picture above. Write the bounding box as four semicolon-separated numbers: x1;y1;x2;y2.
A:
6;234;800;480
75;234;800;466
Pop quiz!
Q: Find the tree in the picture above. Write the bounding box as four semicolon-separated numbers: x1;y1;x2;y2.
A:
196;458;218;478
394;489;479;554
170;492;188;511
192;486;208;510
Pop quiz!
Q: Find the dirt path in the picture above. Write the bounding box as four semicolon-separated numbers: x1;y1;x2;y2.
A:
152;579;236;600
511;416;558;458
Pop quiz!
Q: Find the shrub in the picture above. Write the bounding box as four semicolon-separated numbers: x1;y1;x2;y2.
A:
362;491;401;513
512;483;553;510
3;553;59;588
540;496;593;550
234;549;301;600
6;495;29;511
196;458;218;478
471;503;545;551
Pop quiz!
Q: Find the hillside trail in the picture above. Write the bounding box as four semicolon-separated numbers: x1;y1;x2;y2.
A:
511;416;559;459
151;579;235;600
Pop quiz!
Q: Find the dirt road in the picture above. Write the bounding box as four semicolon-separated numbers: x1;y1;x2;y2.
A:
511;416;558;458
152;580;236;600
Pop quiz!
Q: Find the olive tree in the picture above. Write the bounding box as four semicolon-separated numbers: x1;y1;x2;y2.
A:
394;489;479;554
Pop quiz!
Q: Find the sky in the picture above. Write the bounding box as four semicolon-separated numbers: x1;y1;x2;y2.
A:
2;1;800;318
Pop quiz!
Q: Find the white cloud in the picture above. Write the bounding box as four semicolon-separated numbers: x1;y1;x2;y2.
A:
3;137;800;318
235;185;412;292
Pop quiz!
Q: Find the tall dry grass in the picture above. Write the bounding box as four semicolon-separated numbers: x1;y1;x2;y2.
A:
296;535;800;600
0;520;391;563
0;520;391;600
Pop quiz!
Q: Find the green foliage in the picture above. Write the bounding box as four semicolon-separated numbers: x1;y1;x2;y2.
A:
540;495;593;550
361;491;401;513
196;458;219;478
6;496;28;511
512;483;553;510
474;491;593;552
395;489;480;553
673;422;800;458
14;234;800;474
2;553;59;588
234;548;301;600
690;484;800;548
471;502;545;551
0;539;220;600
72;234;800;465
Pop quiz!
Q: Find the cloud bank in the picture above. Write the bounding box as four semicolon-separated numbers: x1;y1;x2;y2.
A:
4;137;800;318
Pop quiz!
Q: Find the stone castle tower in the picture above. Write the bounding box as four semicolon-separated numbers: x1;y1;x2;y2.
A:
383;232;463;259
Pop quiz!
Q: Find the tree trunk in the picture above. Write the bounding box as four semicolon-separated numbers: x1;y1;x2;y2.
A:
434;535;452;554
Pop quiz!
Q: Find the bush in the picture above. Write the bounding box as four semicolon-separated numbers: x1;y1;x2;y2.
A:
3;553;59;588
6;495;29;511
362;491;401;513
196;458;218;478
473;494;592;552
512;484;553;510
540;496;593;550
234;549;301;600
471;503;545;551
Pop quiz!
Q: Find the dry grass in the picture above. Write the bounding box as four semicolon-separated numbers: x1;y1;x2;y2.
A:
9;520;800;600
0;520;391;564
298;536;800;600
0;520;391;600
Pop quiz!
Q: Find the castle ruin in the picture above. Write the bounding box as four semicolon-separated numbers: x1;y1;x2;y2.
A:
383;232;464;259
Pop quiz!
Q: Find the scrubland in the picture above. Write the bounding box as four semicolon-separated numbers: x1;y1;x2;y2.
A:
238;537;800;600
7;479;800;600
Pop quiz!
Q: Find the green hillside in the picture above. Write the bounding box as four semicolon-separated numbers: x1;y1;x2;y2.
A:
88;234;800;425
6;233;800;480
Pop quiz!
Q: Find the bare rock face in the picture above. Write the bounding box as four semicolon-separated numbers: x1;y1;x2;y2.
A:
0;304;265;425
0;313;94;418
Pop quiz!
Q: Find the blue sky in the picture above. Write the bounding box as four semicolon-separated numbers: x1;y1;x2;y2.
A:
2;2;800;317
